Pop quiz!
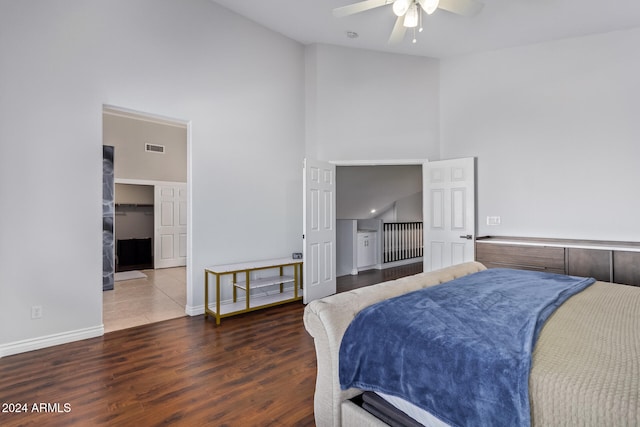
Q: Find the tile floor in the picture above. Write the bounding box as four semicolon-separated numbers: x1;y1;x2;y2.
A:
103;267;187;333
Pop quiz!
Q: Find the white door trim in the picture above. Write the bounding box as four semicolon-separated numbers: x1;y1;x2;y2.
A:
104;104;189;129
330;158;428;166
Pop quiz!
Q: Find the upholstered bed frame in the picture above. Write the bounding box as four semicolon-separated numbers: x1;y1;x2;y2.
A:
303;262;486;426
303;261;639;426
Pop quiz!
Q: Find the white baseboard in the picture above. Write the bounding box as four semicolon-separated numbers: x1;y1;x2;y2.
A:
378;257;423;269
0;325;104;358
186;304;204;316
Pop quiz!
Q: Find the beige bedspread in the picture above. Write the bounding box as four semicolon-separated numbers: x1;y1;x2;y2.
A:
530;281;639;426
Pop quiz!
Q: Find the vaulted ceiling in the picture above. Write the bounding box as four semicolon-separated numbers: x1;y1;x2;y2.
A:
211;0;640;58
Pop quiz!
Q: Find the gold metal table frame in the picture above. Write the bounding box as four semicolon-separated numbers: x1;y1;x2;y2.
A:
204;258;303;325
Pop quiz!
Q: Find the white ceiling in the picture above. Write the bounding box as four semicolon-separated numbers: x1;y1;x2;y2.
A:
211;0;640;58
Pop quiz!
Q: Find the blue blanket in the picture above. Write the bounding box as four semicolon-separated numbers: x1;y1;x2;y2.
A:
339;268;595;427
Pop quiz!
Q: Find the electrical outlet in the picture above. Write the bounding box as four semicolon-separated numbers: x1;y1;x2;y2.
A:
31;305;42;319
487;216;501;226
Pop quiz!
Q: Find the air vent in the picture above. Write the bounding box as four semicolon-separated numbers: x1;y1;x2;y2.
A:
145;143;165;154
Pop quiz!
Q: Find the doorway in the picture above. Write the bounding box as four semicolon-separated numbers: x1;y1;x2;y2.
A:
114;183;154;272
334;158;476;274
102;105;190;332
334;160;426;278
302;159;427;304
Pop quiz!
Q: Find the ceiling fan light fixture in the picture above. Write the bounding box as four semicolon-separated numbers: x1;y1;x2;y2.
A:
403;3;419;28
392;0;412;17
332;0;484;46
421;0;440;15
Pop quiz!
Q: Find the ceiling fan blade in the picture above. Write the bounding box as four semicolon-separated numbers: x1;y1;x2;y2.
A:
333;0;392;18
388;15;407;44
437;0;484;16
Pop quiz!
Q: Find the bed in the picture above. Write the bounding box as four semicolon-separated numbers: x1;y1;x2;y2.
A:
303;261;640;426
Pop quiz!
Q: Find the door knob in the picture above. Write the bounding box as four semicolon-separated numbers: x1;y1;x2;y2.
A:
459;234;473;240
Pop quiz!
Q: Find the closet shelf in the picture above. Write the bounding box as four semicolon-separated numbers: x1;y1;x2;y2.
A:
115;203;154;208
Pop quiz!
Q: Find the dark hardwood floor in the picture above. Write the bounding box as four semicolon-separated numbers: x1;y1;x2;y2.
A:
0;262;421;427
337;262;423;292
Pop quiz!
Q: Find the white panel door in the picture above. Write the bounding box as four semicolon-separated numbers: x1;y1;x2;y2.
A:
424;158;475;272
303;159;336;303
154;183;187;269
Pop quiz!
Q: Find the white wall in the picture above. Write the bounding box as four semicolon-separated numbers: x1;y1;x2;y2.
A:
336;220;357;277
440;28;640;241
0;0;304;355
306;44;440;162
394;191;423;222
4;0;636;357
336;165;423;219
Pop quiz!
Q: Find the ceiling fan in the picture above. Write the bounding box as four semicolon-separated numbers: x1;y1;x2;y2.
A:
333;0;484;44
